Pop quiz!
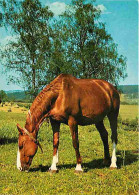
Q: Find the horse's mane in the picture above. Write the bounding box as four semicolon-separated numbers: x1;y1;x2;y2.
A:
30;74;68;112
25;74;72;131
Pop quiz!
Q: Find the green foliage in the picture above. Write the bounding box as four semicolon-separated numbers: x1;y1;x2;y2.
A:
0;90;8;102
6;90;31;102
0;0;53;98
46;20;76;81
118;85;138;95
16;102;31;109
56;0;127;85
120;101;138;105
0;0;127;96
121;117;138;131
120;91;138;105
118;113;138;131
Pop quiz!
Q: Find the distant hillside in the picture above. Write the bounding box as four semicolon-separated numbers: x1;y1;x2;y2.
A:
6;90;30;102
117;85;138;94
5;85;138;102
6;90;23;94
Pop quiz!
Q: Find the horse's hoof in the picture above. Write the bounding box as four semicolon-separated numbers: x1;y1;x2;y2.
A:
103;159;111;166
74;170;83;174
48;169;59;174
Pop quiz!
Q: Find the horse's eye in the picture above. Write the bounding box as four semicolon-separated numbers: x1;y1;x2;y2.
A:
27;154;34;158
19;145;23;150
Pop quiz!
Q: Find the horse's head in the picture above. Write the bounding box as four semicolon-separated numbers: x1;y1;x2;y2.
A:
17;124;39;171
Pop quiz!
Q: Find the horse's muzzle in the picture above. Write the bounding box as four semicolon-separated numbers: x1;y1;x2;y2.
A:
18;165;30;172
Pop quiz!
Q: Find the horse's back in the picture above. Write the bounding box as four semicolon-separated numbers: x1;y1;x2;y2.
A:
49;74;120;124
62;75;120;110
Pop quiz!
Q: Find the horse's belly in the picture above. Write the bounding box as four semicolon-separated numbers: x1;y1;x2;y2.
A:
78;102;110;125
76;111;107;125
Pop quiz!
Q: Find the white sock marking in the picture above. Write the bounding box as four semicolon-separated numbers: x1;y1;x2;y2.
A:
17;148;22;171
75;164;83;171
110;142;117;168
50;151;58;170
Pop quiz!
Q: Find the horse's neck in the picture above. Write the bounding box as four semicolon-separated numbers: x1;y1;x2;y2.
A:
24;76;62;133
25;91;56;134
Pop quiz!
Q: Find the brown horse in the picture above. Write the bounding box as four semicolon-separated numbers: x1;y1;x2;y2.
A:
17;74;120;172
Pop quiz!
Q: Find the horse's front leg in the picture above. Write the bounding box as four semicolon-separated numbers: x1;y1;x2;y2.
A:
68;116;83;173
49;118;60;172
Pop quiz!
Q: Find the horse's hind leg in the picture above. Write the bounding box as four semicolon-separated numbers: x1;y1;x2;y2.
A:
108;111;118;169
95;121;111;165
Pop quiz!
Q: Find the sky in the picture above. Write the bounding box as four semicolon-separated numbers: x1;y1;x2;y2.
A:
0;0;138;91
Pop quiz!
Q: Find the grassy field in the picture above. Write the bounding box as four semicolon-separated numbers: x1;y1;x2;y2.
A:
120;94;138;105
0;104;138;194
119;105;138;119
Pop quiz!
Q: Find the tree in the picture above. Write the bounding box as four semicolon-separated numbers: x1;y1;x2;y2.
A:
0;0;127;97
58;0;127;85
46;19;75;81
0;90;8;102
0;0;53;99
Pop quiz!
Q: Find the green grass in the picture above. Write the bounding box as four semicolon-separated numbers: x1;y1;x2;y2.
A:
0;108;138;194
120;94;138;105
119;105;138;119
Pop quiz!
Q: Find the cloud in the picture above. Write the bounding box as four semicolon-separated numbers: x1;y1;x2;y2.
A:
96;4;107;13
48;2;66;16
95;4;111;14
47;2;111;16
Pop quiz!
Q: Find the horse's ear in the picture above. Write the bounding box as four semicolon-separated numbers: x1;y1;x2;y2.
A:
17;123;24;135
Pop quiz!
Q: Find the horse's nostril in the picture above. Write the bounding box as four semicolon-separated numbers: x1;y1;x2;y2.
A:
18;167;22;171
22;165;29;172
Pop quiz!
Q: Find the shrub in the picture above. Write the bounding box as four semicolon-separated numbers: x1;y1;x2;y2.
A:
17;103;31;109
122;117;138;131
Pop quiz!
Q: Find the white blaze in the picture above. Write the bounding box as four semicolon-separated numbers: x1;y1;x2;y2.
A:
17;148;22;171
28;110;32;122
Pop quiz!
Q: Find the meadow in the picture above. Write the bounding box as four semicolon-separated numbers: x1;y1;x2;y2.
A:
0;103;138;194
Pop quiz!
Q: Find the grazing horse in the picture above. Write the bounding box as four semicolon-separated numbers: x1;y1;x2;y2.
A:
17;74;120;172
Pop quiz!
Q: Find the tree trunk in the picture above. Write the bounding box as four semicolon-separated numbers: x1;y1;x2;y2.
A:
32;66;36;100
